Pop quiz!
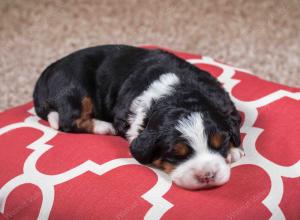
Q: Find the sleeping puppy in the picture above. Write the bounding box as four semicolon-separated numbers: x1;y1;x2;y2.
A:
33;45;244;190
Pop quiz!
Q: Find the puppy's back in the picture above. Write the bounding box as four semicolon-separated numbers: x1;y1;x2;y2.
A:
32;45;148;121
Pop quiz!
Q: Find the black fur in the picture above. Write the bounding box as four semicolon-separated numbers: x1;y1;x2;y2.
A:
33;44;241;166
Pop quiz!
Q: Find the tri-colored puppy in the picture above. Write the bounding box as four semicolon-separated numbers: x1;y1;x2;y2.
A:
33;45;244;189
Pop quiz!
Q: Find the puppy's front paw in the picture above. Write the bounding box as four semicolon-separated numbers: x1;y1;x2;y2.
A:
226;148;245;164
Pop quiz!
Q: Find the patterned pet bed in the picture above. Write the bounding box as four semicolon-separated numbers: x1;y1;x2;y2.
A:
0;46;300;220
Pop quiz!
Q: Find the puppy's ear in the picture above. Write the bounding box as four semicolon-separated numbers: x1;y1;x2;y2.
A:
228;110;242;147
229;129;241;147
130;130;160;164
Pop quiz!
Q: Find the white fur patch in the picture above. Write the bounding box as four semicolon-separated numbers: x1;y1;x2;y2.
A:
126;73;180;142
47;111;59;130
171;153;230;189
226;147;245;164
93;119;116;135
175;112;207;153
173;112;231;189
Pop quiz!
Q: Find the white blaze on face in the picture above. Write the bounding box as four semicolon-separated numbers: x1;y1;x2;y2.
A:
172;112;230;189
126;73;180;142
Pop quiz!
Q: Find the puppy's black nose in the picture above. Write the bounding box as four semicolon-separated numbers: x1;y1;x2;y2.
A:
195;172;216;184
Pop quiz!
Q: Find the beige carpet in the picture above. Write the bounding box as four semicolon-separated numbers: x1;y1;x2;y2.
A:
0;0;299;111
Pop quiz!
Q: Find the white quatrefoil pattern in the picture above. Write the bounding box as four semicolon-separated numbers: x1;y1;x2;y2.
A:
0;47;300;220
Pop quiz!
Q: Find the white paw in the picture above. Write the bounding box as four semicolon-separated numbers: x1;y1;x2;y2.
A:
93;119;116;135
226;148;245;164
47;111;59;130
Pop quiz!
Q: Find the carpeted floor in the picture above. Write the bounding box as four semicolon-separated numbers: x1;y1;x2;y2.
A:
0;0;299;111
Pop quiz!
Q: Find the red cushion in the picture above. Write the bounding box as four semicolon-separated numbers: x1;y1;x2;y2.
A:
1;46;300;219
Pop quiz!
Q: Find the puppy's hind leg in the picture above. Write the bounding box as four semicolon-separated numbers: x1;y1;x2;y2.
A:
46;96;116;135
55;93;83;133
74;97;116;135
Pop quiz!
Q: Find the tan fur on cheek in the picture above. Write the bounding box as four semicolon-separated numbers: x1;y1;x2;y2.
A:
153;159;175;174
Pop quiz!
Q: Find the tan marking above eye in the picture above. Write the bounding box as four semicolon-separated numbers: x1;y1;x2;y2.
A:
210;133;224;149
174;143;189;156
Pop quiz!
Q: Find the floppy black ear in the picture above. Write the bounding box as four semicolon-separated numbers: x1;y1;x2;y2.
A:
229;127;241;147
130;130;160;164
228;110;242;147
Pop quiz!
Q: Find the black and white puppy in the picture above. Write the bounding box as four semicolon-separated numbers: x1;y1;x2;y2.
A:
33;45;244;190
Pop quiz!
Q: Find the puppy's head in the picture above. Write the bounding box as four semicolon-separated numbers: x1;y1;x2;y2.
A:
130;108;241;190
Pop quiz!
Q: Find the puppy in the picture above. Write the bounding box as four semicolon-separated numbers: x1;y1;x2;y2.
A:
33;45;244;189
